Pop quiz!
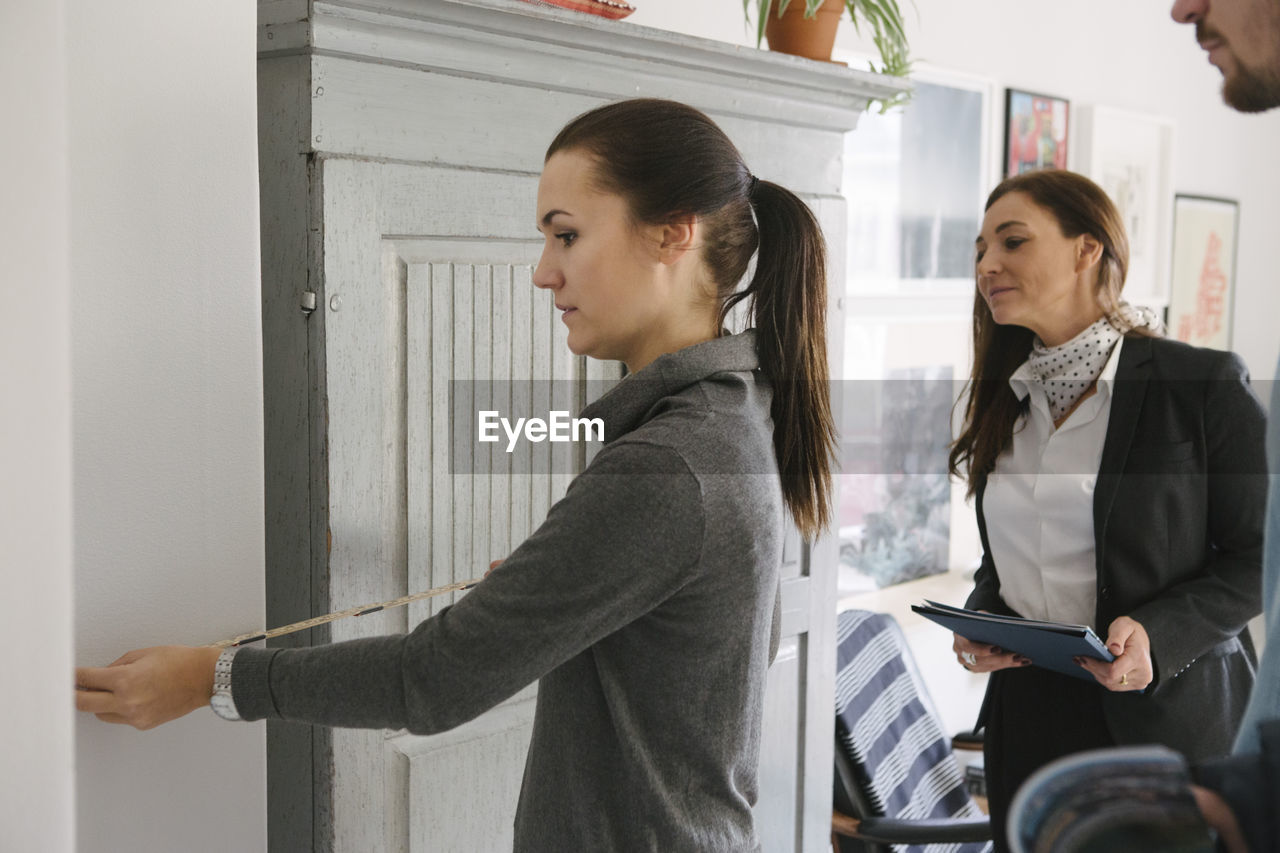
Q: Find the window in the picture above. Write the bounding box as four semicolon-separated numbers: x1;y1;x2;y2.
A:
835;66;994;593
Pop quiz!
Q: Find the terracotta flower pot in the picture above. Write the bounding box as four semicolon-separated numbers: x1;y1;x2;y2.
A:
764;0;845;63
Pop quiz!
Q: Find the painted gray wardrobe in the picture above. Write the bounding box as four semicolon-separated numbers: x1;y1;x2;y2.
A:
256;0;900;849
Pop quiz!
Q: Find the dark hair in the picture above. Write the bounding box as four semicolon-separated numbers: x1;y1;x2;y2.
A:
546;98;835;539
949;169;1159;495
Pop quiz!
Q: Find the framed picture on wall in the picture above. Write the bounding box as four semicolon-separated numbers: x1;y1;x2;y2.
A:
1003;88;1069;178
1074;105;1175;307
1166;194;1238;350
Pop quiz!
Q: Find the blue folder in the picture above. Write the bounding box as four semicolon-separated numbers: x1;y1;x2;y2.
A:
911;600;1114;682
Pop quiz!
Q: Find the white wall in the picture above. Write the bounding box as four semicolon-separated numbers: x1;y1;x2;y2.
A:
629;0;1280;381
68;1;267;850
1;0;74;849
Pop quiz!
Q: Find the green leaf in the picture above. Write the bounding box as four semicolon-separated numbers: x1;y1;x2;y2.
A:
749;0;769;46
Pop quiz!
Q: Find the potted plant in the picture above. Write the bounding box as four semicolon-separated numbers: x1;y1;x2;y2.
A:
744;0;912;105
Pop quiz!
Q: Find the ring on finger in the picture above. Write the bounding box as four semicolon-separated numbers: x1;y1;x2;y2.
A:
961;651;977;667
1120;673;1128;686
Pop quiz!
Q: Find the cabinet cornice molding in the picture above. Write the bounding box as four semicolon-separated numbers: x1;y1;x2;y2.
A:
259;0;906;133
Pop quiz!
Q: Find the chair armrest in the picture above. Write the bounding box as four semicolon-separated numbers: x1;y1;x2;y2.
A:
952;728;985;751
832;810;991;845
831;809;862;837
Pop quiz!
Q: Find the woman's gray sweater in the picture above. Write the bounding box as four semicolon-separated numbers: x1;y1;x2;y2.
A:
230;330;784;851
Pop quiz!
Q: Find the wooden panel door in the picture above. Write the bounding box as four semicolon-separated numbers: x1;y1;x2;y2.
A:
757;531;839;853
318;157;622;851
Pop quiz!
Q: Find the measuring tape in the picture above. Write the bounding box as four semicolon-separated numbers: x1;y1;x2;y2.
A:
211;577;484;649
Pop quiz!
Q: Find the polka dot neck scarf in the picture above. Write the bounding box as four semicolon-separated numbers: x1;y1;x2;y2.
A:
1019;304;1161;421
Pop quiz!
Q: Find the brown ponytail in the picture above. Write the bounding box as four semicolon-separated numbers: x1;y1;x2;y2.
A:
721;180;835;540
546;98;835;539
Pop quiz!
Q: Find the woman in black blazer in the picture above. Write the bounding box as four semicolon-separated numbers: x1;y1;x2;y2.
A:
949;170;1266;851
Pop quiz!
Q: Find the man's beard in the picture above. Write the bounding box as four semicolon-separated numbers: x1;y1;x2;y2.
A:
1222;63;1280;112
1198;21;1280;112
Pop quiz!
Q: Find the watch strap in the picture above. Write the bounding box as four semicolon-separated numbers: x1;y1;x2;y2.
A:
210;646;242;721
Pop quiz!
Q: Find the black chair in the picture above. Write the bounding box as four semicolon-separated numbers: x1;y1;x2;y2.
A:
832;609;992;853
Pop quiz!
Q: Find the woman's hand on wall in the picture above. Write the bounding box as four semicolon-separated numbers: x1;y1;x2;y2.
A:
1075;615;1153;691
75;645;222;730
953;632;1029;673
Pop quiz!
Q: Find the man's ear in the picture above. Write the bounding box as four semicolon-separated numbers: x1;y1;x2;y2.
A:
657;215;699;265
1076;233;1104;273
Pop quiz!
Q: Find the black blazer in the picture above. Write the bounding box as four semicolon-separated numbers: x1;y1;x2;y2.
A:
967;336;1267;761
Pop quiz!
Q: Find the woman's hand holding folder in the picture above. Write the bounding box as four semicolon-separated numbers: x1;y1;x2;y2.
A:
1074;615;1153;692
953;610;1032;673
950;610;1152;691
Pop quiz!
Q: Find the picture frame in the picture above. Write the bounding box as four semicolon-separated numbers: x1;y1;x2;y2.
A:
1003;88;1070;178
1073;105;1176;307
1166;194;1239;350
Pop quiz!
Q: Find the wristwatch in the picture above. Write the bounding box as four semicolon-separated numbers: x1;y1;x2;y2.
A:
210;647;242;721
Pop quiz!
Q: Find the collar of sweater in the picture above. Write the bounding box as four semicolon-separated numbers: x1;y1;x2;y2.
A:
580;330;760;443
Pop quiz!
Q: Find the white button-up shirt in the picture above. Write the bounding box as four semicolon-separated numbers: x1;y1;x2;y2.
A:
983;338;1126;629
